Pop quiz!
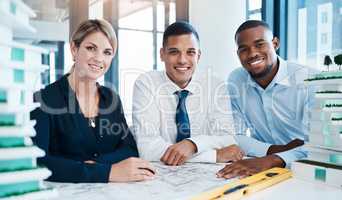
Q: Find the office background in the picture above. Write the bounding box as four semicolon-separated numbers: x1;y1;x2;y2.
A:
1;0;341;124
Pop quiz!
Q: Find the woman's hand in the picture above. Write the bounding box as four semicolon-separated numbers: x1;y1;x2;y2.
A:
109;157;156;182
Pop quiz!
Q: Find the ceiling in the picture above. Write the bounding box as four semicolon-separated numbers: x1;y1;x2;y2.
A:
17;0;175;47
22;0;174;22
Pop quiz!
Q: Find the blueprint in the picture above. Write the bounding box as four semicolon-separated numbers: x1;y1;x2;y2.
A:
46;162;236;200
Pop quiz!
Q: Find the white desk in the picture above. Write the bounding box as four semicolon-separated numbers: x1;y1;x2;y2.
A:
244;178;341;200
47;162;342;200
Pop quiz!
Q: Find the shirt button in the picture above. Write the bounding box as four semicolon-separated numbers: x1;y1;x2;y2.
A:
93;153;99;157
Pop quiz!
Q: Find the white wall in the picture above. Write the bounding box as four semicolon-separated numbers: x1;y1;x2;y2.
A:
190;0;246;80
0;25;12;43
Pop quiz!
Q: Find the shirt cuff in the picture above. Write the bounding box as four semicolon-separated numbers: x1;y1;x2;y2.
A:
188;150;216;163
235;135;272;157
186;136;208;154
275;147;308;168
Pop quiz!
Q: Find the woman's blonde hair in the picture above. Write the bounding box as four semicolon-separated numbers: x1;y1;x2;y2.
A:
70;19;117;50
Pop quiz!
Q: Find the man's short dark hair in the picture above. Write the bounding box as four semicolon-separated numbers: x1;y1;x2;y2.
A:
163;21;200;47
235;20;271;41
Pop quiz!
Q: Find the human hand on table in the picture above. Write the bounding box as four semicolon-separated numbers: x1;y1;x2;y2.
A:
160;139;197;166
109;157;156;182
216;144;244;163
216;155;285;179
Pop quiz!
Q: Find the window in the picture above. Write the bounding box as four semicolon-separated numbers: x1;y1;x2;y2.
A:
247;0;262;20
0;114;15;126
0;90;7;103
118;0;176;123
49;51;56;84
10;2;17;15
41;54;50;65
20;91;25;105
321;12;328;24
41;53;51;85
63;43;72;78
11;48;25;61
287;1;341;70
13;69;24;83
321;33;328;45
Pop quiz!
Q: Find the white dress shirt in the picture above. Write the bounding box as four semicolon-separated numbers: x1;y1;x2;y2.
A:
132;70;236;163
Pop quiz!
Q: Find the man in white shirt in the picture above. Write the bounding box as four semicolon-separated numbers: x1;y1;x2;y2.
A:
132;21;243;165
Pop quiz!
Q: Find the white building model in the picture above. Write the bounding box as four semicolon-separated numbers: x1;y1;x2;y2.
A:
292;70;342;188
0;0;57;199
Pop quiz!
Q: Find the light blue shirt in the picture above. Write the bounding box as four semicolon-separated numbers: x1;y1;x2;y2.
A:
228;57;317;166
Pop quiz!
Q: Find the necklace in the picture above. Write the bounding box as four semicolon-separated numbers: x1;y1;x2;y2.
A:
68;74;99;128
87;96;99;128
89;117;96;128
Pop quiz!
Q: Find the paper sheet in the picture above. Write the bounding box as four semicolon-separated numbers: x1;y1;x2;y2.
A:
46;162;235;200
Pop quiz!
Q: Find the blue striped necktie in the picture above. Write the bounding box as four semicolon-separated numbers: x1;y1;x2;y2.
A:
175;90;190;142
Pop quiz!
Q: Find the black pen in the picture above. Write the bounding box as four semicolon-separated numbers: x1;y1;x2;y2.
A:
139;167;156;175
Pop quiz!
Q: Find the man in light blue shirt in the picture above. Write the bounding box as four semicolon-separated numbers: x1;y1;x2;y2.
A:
217;20;316;179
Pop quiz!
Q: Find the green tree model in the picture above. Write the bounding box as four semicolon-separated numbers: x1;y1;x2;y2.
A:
324;55;332;71
334;54;342;70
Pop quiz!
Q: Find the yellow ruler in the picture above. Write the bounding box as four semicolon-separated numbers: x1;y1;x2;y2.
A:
191;167;292;200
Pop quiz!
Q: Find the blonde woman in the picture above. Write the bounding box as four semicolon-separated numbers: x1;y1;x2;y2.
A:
31;19;155;183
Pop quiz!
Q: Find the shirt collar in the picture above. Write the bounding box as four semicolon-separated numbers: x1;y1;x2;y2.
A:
272;57;291;87
162;71;200;95
246;56;291;89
